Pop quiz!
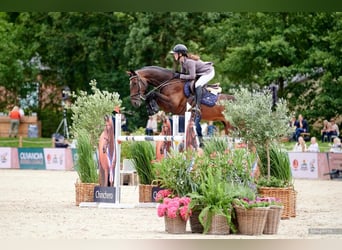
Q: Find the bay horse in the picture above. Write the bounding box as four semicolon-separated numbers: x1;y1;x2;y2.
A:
98;114;115;187
127;66;234;134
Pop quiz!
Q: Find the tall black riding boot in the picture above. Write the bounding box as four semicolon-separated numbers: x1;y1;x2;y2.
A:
194;87;203;114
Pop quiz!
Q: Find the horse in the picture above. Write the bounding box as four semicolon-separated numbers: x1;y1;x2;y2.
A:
98;114;115;187
127;66;234;134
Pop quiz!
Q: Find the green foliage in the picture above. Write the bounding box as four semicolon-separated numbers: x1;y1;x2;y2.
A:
68;79;121;147
257;143;293;187
129;141;155;185
222;87;291;179
256;176;290;188
39;108;67;138
189;167;240;234
223;88;291;146
202;137;230;156
153;150;197;197
75;129;98;183
1;12;341;131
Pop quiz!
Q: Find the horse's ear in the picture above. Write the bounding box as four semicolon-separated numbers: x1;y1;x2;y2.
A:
104;114;109;121
127;70;136;77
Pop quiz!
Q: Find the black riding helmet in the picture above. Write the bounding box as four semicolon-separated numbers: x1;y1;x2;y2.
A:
170;44;188;56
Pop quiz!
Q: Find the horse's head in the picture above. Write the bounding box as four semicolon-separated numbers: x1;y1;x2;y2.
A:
102;114;114;153
127;70;148;108
127;66;175;108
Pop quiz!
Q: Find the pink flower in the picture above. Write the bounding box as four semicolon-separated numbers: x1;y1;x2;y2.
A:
156;195;192;221
155;189;173;203
157;204;167;217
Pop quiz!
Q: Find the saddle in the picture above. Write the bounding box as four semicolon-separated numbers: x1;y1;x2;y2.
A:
183;81;222;107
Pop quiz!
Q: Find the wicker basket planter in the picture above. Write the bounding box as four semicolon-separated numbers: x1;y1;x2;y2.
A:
164;215;187;234
234;206;269;235
263;205;283;234
258;186;296;219
207;214;230;235
189;210;204;233
139;184;158;203
75;182;98;206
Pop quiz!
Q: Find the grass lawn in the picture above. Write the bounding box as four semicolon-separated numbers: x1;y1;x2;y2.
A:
282;141;331;152
0;137;54;148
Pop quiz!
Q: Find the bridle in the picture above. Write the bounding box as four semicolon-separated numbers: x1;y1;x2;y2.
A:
129;73;176;102
129;74;148;101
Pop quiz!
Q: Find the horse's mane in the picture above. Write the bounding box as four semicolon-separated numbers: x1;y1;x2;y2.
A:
140;66;173;74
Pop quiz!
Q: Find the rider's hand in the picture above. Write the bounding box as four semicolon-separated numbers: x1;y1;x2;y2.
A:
174;72;180;78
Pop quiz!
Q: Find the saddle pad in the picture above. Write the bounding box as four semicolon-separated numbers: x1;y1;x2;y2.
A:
183;81;218;107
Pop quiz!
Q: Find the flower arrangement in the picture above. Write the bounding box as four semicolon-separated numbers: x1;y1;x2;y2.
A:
233;196;282;209
156;190;192;221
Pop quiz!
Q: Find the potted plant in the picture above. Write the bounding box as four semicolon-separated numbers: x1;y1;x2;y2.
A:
233;195;283;235
128;141;156;202
156;190;191;234
74;129;99;205
222;88;296;219
153;149;198;197
257;142;296;219
188;167;237;235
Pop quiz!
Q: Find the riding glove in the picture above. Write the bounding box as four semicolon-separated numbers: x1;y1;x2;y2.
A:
174;72;180;78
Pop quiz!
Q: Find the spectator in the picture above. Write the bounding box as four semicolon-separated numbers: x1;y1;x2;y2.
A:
330;137;341;153
293;136;307;152
327;118;339;142
8;106;21;138
145;115;157;135
289;115;297;141
294;114;309;141
321;119;331;142
307;137;320;152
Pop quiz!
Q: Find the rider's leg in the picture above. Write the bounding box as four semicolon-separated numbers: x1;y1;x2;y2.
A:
194;86;202;112
194;69;215;113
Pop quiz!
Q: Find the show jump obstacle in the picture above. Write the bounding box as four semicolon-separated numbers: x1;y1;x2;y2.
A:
104;112;192;208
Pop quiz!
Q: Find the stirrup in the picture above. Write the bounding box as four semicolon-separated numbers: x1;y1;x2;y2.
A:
193;105;201;115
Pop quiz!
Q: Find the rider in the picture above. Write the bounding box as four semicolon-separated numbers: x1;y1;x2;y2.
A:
170;44;215;114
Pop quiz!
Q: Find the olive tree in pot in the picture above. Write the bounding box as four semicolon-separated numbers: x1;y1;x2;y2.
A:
222;88;296;218
222;87;292;182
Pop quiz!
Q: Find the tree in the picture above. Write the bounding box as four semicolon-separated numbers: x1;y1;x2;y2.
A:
222;87;291;179
0;12;39;110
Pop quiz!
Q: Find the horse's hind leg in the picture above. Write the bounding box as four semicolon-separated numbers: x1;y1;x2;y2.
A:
222;120;232;135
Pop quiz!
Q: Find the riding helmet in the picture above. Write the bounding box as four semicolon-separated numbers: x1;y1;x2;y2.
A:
170;44;188;56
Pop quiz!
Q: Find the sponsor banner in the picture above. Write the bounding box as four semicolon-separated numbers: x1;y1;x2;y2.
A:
94;186;116;203
18;148;45;170
0;147;12;169
289;152;318;179
44;148;66;170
